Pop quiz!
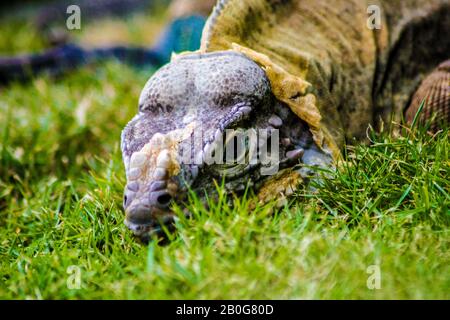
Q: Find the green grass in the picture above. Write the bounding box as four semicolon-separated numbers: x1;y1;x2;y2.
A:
0;9;449;300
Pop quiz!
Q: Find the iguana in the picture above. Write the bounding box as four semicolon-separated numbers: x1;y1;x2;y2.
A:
120;0;450;240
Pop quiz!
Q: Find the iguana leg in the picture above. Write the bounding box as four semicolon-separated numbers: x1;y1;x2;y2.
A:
405;60;450;132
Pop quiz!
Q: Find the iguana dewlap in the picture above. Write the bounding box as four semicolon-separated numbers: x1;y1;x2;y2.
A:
121;0;449;241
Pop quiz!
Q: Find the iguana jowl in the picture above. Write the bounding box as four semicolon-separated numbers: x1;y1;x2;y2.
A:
121;0;450;240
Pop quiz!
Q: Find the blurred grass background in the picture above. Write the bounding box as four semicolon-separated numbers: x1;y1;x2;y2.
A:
0;1;449;299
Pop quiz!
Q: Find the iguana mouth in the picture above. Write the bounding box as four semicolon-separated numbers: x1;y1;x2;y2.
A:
124;208;177;240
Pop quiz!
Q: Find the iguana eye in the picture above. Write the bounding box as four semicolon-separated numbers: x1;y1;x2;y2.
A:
211;129;257;178
223;131;246;163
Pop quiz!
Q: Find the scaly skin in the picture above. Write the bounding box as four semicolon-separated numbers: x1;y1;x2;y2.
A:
121;0;450;240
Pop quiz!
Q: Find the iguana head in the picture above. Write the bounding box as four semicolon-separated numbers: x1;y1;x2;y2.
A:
121;51;330;241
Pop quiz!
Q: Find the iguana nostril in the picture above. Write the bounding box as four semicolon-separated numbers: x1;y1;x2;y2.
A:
157;193;172;206
123;195;128;208
149;190;172;208
123;191;135;209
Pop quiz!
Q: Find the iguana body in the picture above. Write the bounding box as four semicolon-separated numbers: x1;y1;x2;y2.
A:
202;0;449;144
120;0;449;240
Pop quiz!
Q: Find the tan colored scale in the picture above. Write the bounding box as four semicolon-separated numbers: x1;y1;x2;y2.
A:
126;121;198;184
